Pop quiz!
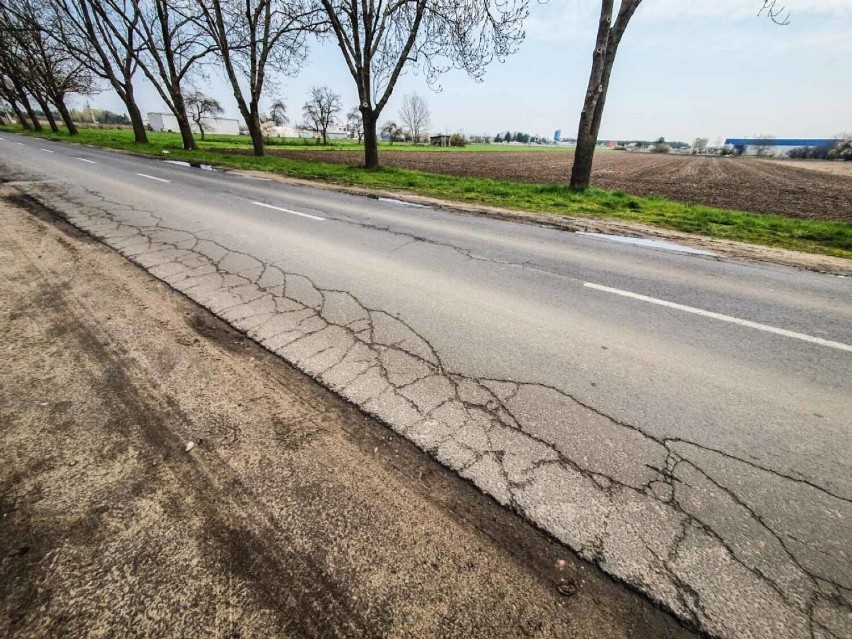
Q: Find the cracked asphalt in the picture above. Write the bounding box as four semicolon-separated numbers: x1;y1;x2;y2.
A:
2;132;851;639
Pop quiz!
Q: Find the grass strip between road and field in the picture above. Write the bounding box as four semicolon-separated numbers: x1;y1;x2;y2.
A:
4;125;851;259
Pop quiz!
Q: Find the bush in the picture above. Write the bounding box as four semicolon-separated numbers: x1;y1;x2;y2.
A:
787;145;832;160
828;138;852;161
449;133;468;147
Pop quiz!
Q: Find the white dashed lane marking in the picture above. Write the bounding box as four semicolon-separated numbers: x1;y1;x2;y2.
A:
136;173;170;183
583;282;852;353
252;201;325;221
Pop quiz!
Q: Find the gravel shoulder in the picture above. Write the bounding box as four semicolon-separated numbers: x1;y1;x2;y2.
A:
0;187;695;638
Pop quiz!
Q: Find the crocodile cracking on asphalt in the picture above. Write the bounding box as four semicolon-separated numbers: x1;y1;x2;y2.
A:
3;169;850;639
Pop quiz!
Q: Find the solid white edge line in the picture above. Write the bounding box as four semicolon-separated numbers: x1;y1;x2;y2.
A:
252;201;325;221
136;172;170;183
583;282;852;353
76;157;97;164
40;148;54;153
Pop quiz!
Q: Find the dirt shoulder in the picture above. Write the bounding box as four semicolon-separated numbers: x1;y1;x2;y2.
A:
0;188;694;638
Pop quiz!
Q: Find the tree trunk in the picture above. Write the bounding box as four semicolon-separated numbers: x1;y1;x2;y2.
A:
54;96;79;135
169;91;196;150
174;112;196;150
247;110;264;157
124;84;149;144
9;99;32;129
18;91;43;131
569;0;640;190
34;95;59;133
362;109;379;169
569;4;613;191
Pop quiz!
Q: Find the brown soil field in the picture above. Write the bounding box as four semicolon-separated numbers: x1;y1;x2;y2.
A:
764;158;852;178
241;149;852;222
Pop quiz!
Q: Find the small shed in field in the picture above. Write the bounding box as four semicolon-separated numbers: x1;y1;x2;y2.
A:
430;134;450;147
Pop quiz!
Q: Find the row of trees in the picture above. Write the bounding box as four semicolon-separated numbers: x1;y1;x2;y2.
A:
0;0;516;164
257;87;432;146
495;131;549;144
1;0;788;188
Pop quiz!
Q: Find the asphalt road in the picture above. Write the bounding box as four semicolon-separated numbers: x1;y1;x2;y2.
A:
1;189;694;638
2;132;850;639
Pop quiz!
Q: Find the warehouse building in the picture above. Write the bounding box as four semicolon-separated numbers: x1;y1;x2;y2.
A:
147;112;240;136
723;137;835;157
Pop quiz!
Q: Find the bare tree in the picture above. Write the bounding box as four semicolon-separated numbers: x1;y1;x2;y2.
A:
0;0;97;135
0;2;44;130
313;0;529;169
380;120;403;144
399;93;429;144
569;1;790;190
0;21;60;135
269;99;288;126
692;137;709;154
301;85;341;144
48;0;149;143
105;0;213;150
754;134;776;157
185;89;223;140
345;107;363;142
650;136;670;154
0;74;33;129
190;0;313;156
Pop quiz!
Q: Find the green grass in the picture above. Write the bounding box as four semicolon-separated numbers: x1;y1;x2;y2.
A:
4;124;850;259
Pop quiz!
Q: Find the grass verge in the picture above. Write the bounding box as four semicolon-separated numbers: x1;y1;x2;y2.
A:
4;125;850;259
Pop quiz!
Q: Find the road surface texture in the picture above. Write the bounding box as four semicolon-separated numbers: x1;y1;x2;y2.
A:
0;189;693;637
2;132;850;639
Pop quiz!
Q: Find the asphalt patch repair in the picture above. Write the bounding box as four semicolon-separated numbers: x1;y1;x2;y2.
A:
0;188;696;637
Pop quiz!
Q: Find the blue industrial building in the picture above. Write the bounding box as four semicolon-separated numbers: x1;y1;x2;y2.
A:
723;138;835;156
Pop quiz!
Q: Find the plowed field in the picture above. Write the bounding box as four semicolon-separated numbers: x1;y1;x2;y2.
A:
241;149;852;222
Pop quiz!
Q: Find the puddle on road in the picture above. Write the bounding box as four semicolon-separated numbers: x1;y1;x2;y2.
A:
576;232;718;257
162;160;220;172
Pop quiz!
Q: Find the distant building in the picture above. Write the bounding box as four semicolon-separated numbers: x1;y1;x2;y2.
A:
724;138;835;157
147;112;240;136
430;134;451;147
264;124;348;140
554;129;562;143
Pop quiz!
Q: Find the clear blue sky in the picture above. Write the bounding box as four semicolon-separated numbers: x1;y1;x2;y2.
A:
91;0;852;143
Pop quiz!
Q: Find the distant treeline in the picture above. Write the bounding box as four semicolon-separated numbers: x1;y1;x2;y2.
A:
69;108;130;125
494;131;551;144
617;139;689;149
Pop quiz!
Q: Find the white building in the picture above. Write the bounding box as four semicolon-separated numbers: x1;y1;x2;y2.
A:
264;124;350;140
147;112;240;136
